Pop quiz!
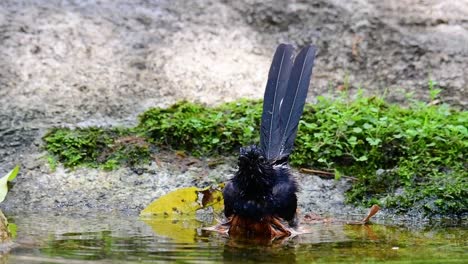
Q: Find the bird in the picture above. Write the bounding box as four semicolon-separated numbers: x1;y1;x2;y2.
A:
222;43;317;239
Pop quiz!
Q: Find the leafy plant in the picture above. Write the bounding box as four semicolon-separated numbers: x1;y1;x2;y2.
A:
428;78;442;101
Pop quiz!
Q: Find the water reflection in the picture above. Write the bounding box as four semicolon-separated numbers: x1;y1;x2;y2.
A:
5;213;468;263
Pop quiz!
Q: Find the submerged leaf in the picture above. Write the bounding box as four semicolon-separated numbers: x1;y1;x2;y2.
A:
140;184;224;217
141;219;203;243
0;165;20;203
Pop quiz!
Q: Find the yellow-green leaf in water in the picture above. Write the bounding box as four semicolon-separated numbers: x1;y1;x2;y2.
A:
0;165;20;203
140;183;224;217
141;219;203;243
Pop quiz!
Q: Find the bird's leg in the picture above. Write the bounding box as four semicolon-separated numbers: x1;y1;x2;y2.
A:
270;216;291;237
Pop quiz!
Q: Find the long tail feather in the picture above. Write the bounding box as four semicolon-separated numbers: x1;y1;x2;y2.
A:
279;45;317;157
260;44;294;160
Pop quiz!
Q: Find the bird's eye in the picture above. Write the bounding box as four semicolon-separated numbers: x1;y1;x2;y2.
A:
258;156;265;163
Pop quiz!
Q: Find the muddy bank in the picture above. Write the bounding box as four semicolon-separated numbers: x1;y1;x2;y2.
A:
0;0;467;218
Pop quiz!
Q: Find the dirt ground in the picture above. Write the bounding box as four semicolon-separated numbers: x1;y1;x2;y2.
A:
0;0;467;217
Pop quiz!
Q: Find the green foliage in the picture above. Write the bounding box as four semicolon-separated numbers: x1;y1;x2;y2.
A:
137;100;262;156
43;94;467;216
43;127;151;169
428;78;442;101
44;128;111;167
384;170;467;215
292;92;467;215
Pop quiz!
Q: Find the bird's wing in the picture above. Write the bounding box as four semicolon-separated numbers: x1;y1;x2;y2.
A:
222;181;237;217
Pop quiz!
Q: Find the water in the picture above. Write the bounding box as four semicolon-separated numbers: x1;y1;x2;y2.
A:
3;213;467;263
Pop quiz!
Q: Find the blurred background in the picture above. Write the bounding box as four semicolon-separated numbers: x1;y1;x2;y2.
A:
0;0;467;169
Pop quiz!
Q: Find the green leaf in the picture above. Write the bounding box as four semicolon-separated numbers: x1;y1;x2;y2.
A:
313;132;324;138
357;155;368;161
352;127;363;133
303;122;318;129
0;165;20;203
334;169;342;180
7;223;17;238
405;129;418;137
347;136;358;147
366;137;382;146
7;165;19;181
317;158;328;164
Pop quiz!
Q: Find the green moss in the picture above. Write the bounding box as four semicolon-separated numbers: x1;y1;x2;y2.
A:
43;127;151;169
291;93;467;216
43;94;467;216
137;99;261;156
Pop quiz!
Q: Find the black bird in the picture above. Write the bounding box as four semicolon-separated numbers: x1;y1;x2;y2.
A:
222;44;317;238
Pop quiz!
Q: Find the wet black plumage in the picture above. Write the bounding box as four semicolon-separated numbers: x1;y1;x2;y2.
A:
223;44;317;228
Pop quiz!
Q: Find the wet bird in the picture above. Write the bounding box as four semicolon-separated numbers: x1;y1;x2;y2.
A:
222;44;317;238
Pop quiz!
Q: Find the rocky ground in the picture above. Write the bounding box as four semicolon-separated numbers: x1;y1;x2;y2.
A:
0;0;467;219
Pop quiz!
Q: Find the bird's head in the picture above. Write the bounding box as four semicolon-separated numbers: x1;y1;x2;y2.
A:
235;145;274;195
238;145;266;172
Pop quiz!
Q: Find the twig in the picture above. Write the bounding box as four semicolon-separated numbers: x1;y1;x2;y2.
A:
299;168;333;176
299;168;358;181
208;159;225;168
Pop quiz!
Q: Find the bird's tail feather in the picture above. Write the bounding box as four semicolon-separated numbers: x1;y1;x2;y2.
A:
279;45;316;157
260;44;294;160
260;44;317;160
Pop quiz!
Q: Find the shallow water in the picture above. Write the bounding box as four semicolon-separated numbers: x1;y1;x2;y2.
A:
3;213;467;263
